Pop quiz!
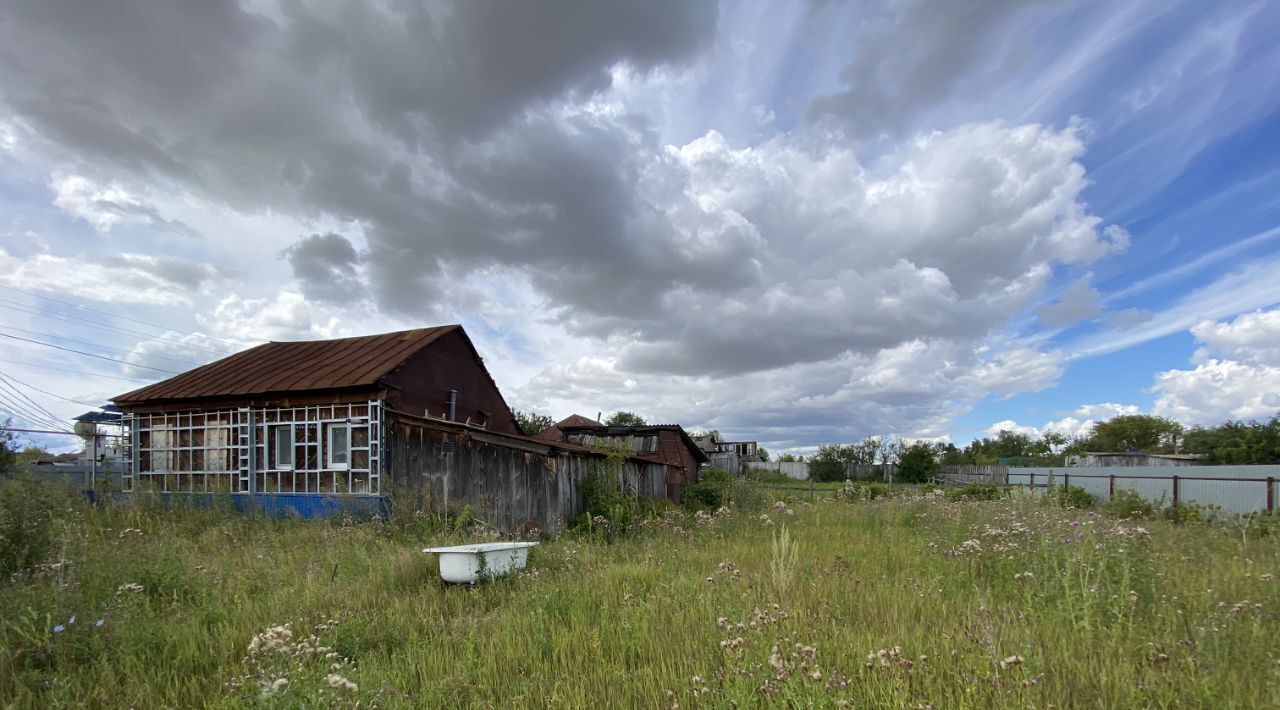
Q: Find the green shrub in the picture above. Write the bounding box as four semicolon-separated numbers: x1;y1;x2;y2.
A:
946;483;1006;501
683;468;735;511
682;481;723;510
1161;502;1219;525
1049;485;1096;509
1103;489;1156;519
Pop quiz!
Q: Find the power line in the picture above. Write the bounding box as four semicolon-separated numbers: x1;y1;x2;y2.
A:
0;332;180;375
0;300;237;357
0;370;108;409
0;358;155;384
0;426;83;436
0;324;209;370
0;283;243;350
0;375;71;431
0;397;70;433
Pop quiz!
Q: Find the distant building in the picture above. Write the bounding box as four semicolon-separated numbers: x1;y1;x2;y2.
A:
537;415;708;501
690;432;760;471
1065;452;1206;467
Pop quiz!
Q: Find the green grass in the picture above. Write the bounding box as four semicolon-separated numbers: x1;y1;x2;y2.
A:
2;482;1279;707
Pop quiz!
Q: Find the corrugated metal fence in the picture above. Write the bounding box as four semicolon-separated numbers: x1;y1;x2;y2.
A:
1009;466;1279;515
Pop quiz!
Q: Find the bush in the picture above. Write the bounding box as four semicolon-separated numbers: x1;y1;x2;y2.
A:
1049;485;1096;509
897;442;939;483
1162;502;1219;525
683;468;734;511
682;481;723;510
946;483;1006;501
1103;489;1156;519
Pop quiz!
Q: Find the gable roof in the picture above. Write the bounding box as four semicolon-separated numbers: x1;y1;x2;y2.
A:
552;421;710;465
532;413;604;442
114;326;458;404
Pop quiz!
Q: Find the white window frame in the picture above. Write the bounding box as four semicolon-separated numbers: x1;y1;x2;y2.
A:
328;423;350;470
273;424;294;470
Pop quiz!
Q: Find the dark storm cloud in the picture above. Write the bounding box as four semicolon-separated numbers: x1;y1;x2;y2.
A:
285;233;364;304
1;0;1121;385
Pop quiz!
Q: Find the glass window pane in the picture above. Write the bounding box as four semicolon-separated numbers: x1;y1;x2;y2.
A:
275;426;293;469
330;425;349;466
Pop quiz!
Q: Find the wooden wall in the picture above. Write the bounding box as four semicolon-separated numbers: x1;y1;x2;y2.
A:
384;412;667;532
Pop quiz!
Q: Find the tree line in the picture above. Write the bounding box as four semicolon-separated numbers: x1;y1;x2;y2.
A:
792;414;1280;483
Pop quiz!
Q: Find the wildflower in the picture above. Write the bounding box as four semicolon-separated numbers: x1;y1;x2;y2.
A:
271;678;288;691
53;625;65;633
325;673;358;693
999;655;1024;669
95;619;104;627
68;615;76;624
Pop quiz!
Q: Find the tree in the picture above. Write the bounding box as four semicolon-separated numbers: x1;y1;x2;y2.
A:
777;453;799;463
1183;416;1280;464
1085;415;1183;453
604;411;647;427
757;447;770;462
0;419;18;472
897;441;939;483
513;410;554;437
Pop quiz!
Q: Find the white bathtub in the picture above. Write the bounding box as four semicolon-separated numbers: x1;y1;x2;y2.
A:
421;542;539;584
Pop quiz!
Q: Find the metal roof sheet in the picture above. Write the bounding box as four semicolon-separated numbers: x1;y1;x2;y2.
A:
113;326;457;404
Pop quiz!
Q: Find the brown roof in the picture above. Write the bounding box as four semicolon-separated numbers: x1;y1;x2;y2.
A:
114;326;457;404
533;413;604;442
551;422;710;465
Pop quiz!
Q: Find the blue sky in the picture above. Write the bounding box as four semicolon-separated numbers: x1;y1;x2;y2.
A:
1;0;1279;455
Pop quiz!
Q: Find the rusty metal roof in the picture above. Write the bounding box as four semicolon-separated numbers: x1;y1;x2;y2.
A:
113;326;457;404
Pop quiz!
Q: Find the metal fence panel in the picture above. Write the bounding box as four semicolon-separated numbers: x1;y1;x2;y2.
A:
1011;465;1279;515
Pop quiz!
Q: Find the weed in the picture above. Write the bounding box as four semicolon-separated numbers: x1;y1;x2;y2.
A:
1103;489;1156;519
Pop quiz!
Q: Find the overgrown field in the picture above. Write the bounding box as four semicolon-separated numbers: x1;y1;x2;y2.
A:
2;480;1279;708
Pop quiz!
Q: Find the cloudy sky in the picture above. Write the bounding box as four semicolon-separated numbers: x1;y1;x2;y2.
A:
2;0;1278;454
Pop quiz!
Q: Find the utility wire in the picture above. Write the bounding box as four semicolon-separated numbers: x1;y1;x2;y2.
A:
0;388;71;433
0;370;108;409
0;283;243;350
0;397;70;433
0;380;68;430
0;300;237;357
0;324;210;370
0;426;84;436
0;375;71;431
0;332;180;375
0;358;154;384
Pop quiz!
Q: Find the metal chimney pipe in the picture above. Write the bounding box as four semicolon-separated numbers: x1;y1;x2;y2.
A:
448;390;457;421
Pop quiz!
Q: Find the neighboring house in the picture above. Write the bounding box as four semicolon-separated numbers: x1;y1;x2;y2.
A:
690;432;760;471
536;415;708;500
1065;452;1206;467
111;326;667;530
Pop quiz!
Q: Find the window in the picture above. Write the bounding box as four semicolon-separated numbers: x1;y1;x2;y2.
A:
328;424;350;470
273;425;294;470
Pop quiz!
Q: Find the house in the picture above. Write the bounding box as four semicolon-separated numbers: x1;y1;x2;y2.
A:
690;432;760;472
111;326;668;531
536;415;708;500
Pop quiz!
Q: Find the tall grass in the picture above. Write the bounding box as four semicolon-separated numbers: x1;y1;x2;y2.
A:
1;481;1278;707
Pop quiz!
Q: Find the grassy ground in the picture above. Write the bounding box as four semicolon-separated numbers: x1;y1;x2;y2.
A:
2;482;1279;708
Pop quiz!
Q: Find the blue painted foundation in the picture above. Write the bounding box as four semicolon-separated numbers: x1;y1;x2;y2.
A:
105;492;389;519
